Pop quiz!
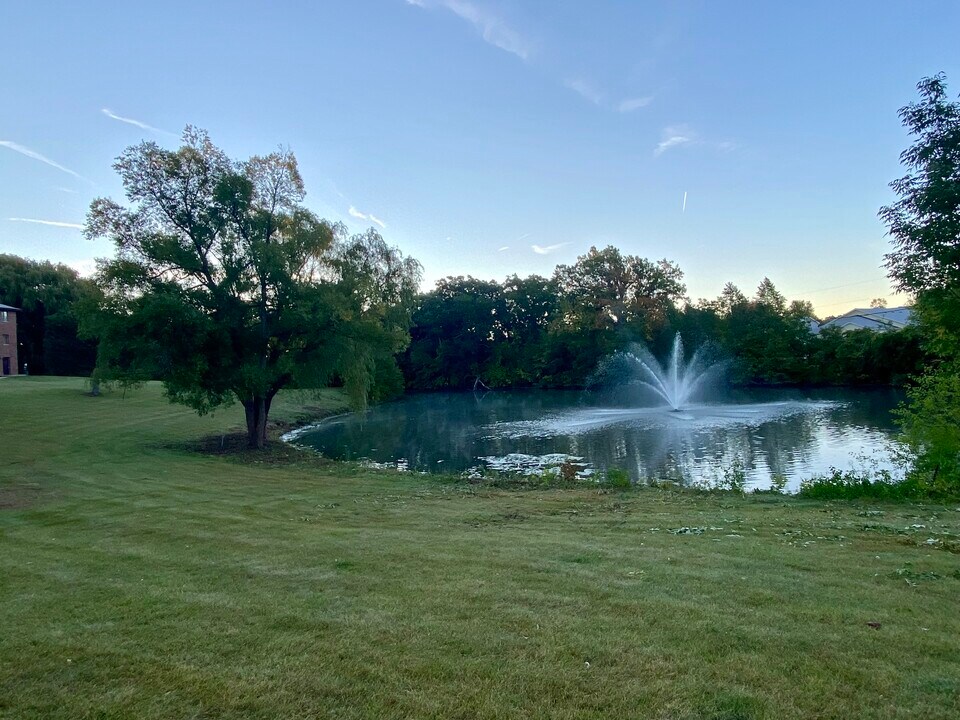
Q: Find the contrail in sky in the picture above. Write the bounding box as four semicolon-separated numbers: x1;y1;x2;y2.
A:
0;140;90;183
682;191;687;213
9;217;83;228
101;108;175;136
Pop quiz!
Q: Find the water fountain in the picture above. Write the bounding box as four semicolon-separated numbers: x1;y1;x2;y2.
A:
592;333;726;411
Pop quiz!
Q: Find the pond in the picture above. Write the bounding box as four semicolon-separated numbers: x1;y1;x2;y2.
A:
288;388;904;491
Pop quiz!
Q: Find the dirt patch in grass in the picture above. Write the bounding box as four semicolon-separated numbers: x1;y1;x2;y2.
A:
0;484;40;510
167;431;322;465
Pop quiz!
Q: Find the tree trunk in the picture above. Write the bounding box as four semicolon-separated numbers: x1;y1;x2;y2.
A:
243;395;273;449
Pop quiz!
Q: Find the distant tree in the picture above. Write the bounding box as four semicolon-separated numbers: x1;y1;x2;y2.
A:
810;326;927;386
553;246;685;337
493;274;559;385
755;277;787;313
84;128;420;448
789;299;815;318
0;254;98;375
501;274;559;340
715;282;748;316
401;276;506;389
666;302;723;356
544;246;686;385
870;297;888;308
721;279;812;384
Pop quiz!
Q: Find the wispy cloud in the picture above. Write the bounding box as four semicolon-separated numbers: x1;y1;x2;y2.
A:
349;206;387;228
654;125;696;156
407;1;657;117
53;186;78;194
0;141;89;182
406;0;531;60
498;246;510;252
8;217;83;229
564;77;604;105
101;108;175;136
653;125;736;157
563;79;654;112
532;242;569;255
618;96;653;113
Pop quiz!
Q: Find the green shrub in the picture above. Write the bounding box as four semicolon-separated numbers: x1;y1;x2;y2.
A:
895;366;960;497
770;473;788;493
602;467;632;489
798;468;932;501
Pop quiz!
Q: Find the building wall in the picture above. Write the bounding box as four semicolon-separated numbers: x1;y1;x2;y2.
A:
1;309;18;376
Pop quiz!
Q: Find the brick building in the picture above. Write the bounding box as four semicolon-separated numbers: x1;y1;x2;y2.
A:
0;303;19;376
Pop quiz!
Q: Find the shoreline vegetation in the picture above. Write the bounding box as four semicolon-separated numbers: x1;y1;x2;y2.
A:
3;377;959;718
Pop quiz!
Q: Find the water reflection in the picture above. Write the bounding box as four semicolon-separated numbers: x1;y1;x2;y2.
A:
293;389;903;490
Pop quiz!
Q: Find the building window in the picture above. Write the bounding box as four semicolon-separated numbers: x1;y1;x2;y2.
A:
0;311;7;322
1;334;7;345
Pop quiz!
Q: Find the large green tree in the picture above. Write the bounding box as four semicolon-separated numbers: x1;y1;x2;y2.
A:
880;74;960;490
85;128;420;448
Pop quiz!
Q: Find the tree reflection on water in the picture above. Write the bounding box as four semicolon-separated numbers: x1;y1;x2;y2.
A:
296;388;902;491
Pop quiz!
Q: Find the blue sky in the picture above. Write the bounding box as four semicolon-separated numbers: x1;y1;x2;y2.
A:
2;0;958;316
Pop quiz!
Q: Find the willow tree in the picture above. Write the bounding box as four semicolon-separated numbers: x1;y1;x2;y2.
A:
85;128;420;448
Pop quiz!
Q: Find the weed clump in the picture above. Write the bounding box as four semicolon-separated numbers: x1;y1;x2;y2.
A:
797;467;944;501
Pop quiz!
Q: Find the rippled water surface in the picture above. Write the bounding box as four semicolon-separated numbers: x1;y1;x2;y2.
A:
291;388;904;490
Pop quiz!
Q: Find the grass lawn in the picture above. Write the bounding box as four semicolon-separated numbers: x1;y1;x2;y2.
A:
1;377;959;719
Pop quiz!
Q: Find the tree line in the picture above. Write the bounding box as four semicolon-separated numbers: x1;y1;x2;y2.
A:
399;252;926;391
4;245;925;396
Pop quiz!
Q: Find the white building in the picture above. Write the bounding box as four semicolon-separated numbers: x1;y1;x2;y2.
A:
819;306;913;333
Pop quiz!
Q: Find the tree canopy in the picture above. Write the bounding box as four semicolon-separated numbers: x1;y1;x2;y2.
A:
85;128;420;448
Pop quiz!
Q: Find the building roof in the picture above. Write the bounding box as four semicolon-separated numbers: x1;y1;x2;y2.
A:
820;306;913;332
0;303;20;312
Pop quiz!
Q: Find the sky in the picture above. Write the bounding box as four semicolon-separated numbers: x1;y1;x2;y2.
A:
2;0;958;317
